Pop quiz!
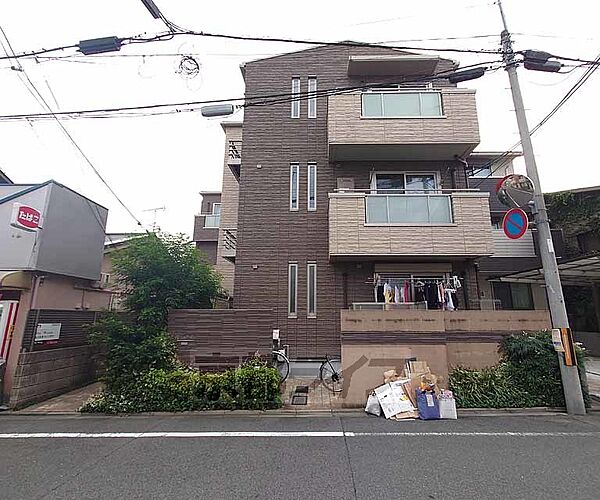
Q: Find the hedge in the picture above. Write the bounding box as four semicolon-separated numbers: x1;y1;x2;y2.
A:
80;359;282;413
449;331;590;409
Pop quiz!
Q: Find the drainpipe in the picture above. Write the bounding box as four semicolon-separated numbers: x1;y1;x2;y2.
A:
454;155;469;189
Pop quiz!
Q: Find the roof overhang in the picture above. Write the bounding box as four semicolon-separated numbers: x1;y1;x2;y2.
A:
347;55;441;77
0;271;31;289
495;254;600;286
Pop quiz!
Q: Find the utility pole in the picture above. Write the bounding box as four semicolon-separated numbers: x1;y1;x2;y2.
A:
497;0;585;414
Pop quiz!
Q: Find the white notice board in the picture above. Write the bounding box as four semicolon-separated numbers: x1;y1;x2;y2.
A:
35;323;62;342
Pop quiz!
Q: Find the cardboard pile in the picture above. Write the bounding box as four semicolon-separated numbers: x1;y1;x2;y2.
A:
365;359;457;420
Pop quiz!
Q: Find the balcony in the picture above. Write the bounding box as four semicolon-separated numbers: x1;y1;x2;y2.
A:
221;228;237;262
227;140;242;180
491;228;535;258
328;191;493;260
328;90;479;161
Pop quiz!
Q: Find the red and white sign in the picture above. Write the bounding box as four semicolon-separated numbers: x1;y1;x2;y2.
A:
10;203;42;231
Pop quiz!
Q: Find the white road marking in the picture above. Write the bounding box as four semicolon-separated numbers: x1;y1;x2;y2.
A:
0;431;599;439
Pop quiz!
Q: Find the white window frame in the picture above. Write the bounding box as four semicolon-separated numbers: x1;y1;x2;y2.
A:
307;262;317;318
370;171;441;193
288;263;298;318
212;203;221;215
307;163;317;211
308;77;317;118
361;91;444;119
290;163;299;211
291;77;300;118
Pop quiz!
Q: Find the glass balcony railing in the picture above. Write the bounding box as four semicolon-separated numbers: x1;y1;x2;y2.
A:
204;214;220;228
365;194;452;224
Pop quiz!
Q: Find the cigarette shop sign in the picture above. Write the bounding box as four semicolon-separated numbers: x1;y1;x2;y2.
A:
10;203;42;231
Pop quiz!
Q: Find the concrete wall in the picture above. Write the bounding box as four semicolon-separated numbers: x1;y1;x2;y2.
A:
341;309;552;333
339;309;552;406
33;274;112;311
329;192;494;259
9;345;97;409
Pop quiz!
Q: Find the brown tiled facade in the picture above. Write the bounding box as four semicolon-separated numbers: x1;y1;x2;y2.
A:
227;45;497;359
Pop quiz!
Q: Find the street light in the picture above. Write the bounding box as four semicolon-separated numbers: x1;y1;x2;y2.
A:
78;36;122;55
200;104;236;117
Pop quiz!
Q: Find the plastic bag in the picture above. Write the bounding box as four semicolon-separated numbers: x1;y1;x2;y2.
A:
365;392;382;416
438;396;458;420
416;389;440;420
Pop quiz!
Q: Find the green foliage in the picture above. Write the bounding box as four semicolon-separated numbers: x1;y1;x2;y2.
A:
87;232;222;394
88;313;176;392
545;191;600;257
449;331;590;409
112;233;222;327
80;358;282;413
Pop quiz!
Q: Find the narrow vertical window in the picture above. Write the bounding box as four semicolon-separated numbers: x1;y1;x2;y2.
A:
307;262;317;317
291;77;300;118
308;77;317;118
290;163;299;211
288;263;298;318
308;163;317;211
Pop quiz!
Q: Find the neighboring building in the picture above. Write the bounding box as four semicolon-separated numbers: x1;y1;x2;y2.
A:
0;168;12;185
102;233;143;310
0;180;111;408
211;44;552;362
192;191;221;265
465;152;557;311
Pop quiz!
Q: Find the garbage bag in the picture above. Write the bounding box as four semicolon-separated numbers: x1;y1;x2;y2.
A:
365;392;382;416
416;389;440;420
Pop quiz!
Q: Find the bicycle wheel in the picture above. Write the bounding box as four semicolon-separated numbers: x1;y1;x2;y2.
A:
320;358;343;393
272;351;290;383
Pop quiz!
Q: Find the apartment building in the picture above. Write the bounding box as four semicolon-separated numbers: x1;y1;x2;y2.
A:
192;191;222;265
214;44;551;361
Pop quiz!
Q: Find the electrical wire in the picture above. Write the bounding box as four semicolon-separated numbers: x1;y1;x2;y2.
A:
0;59;503;122
0;25;144;230
470;52;600;188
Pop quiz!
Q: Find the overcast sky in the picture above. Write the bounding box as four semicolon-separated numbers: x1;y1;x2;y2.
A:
0;0;598;235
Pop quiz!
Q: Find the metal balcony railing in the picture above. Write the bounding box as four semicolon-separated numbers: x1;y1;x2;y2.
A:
222;228;237;260
228;140;241;165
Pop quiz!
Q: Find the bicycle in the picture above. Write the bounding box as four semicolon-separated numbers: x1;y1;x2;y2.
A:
272;342;343;393
319;354;343;393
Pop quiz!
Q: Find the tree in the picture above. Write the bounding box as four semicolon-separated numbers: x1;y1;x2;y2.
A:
89;233;222;392
113;232;222;328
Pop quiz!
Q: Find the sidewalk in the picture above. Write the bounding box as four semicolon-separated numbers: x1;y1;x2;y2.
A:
18;383;102;413
586;357;600;400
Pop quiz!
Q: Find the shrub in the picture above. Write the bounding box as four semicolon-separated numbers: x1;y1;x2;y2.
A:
80;358;282;414
87;313;177;393
449;331;590;409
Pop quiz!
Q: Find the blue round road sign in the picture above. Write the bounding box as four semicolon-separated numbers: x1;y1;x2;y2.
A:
502;208;528;240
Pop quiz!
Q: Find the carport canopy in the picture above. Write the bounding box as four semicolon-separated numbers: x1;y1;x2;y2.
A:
496;254;600;286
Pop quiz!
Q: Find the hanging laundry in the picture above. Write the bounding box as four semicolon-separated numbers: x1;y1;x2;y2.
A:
384;282;393;303
446;290;455;311
394;285;400;304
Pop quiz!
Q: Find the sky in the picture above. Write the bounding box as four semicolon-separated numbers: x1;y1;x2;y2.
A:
0;0;598;236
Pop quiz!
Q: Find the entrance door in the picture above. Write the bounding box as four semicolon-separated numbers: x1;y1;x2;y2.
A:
0;300;19;364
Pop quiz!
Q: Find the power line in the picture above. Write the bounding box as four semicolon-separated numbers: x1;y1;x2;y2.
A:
470;52;600;188
0;60;503;122
0;26;144;230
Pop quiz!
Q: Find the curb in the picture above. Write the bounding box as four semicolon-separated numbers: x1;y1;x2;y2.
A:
5;406;598;417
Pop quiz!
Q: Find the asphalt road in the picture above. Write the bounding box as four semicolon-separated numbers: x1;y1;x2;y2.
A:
1;412;600;499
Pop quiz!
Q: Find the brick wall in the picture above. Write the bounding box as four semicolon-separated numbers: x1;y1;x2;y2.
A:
168;309;273;370
9;345;98;409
